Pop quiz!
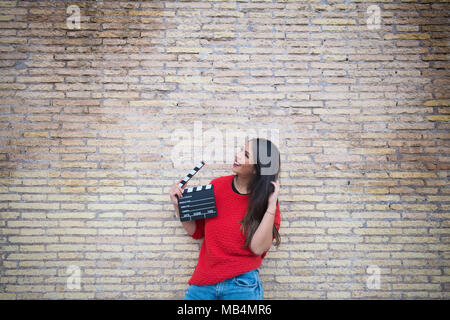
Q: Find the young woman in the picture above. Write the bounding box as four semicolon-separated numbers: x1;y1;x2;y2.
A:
169;138;281;300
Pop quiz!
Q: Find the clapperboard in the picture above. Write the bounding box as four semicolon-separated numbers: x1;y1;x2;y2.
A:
176;161;218;222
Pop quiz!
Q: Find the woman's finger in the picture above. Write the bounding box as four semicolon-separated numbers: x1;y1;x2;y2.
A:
271;181;280;194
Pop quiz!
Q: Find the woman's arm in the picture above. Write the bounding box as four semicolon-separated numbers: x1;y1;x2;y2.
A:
173;202;196;236
169;179;196;236
249;204;277;255
249;180;280;255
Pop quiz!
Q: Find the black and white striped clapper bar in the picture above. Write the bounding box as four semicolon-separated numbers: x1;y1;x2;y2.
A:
177;161;218;222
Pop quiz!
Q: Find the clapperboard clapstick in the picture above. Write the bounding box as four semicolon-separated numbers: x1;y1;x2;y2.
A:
178;161;205;188
176;161;218;222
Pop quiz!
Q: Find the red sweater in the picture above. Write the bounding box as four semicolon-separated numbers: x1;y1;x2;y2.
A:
188;174;281;285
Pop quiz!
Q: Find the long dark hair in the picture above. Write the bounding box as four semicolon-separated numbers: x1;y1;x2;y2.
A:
239;138;281;250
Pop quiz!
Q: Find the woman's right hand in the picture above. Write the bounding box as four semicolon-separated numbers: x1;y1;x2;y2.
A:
169;179;187;206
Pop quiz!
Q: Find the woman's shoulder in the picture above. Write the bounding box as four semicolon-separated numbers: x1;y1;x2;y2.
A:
210;174;234;186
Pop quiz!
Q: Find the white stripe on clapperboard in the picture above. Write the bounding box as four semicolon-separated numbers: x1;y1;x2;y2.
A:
179;196;215;208
178;161;205;188
182;206;216;213
183;185;212;193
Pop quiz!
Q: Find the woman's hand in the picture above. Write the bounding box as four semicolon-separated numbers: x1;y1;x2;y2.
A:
267;179;280;210
169;179;188;206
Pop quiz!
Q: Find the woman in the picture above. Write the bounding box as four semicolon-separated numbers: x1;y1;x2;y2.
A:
169;138;281;300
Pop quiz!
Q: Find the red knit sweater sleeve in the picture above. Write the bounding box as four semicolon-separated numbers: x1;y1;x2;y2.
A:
190;218;205;240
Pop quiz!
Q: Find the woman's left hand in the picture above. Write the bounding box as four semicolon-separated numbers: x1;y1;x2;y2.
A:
268;180;280;209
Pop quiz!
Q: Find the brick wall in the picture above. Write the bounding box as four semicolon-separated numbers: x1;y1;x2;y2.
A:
0;0;449;299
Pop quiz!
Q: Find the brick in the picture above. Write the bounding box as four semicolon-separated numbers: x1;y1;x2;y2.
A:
384;33;431;40
427;115;450;122
312;18;356;25
424;99;449;107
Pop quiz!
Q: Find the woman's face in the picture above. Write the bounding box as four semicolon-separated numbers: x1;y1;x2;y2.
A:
232;141;256;176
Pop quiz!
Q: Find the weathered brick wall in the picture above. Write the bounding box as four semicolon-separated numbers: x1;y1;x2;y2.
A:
0;0;449;299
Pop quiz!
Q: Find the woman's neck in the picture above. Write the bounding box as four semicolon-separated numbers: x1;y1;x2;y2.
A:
234;174;251;194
